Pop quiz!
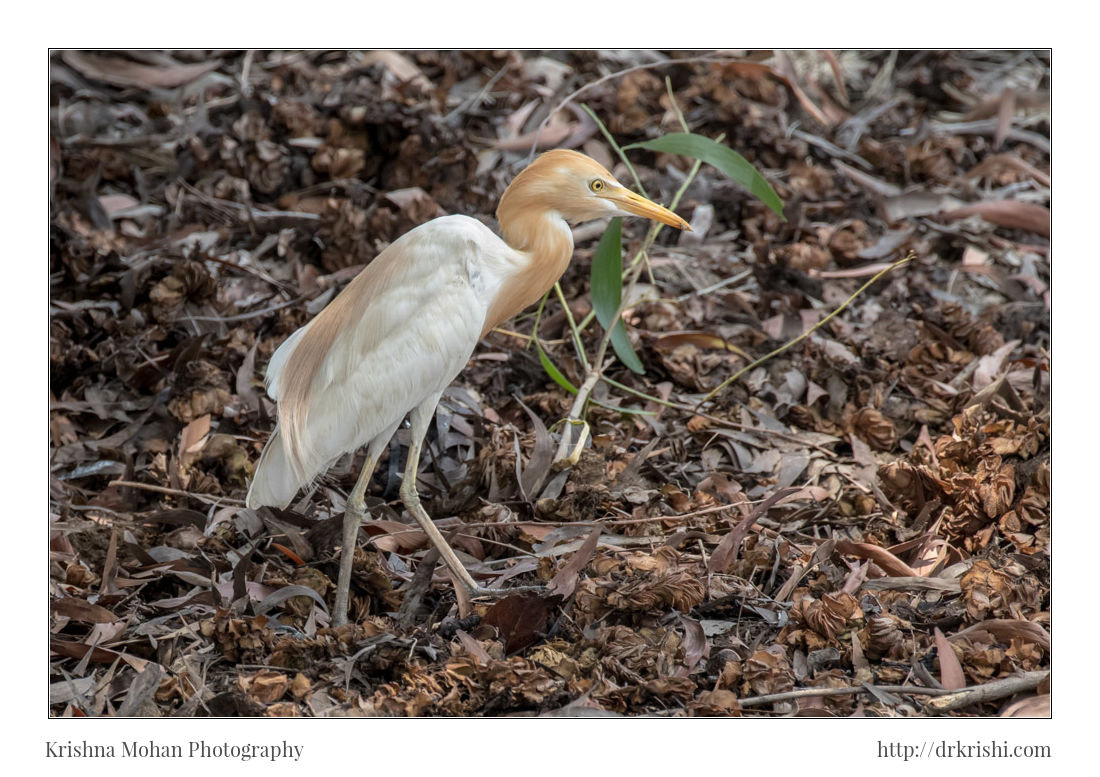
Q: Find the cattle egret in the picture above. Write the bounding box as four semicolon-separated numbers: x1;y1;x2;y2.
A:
246;149;690;626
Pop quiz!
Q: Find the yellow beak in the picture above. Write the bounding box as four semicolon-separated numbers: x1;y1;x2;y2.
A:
607;188;693;231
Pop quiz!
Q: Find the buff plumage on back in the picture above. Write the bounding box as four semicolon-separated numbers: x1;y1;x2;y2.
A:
270;259;399;483
244;323;308;506
245;268;380;508
247;232;441;508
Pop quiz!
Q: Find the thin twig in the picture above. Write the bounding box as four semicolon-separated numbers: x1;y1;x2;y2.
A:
177;295;303;324
176;179;321;224
54;503;126;517
529;53;740;157
739;670;1049;711
598;377;839;457
927;119;1051;153
674;268;754;303
198;253;294;294
458;492;797;531
697;252;915;408
555;371;601;461
108;480;245;506
738;683;953;708
924;671;1049;713
239;49;255;98
791;128;873;170
442;62;511;123
491;326;567;347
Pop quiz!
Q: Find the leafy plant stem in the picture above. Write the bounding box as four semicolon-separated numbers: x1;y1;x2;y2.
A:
580;103;647;197
552;153;708;463
554;369;602;461
553;281;590;371
528;289;550;349
665;76;690;132
601;375;682;409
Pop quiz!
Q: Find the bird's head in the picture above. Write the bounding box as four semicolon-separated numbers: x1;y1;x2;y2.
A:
498;149;692;234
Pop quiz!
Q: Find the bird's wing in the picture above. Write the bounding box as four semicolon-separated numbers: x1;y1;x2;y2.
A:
260;215;518;489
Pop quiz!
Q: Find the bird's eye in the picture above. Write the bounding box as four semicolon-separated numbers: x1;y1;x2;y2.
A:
589;179;605;193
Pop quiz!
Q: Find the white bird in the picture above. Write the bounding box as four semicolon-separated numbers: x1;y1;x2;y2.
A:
246;149;690;626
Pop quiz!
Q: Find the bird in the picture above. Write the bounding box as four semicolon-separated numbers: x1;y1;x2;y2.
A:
246;149;691;626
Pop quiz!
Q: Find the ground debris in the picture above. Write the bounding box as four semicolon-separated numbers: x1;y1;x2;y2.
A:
51;50;1049;717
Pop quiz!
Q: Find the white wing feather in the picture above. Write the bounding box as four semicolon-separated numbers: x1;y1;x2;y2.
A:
247;215;520;508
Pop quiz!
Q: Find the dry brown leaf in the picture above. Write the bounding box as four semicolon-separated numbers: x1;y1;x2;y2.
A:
365;520;428;552
494;117;576;151
178;413;211;468
62;51;218;88
679;615;708;674
961;88;1049;121
481;594;552;654
547;527;601;598
689;689;742;716
934;627;966;689
454;629;493;666
742;646;795;696
1000;694;1050;718
835;539;920;577
962;152;1051;188
708;487;797;575
516;398;555;500
940;201;1050;237
654;331;749;357
239;670;289;704
952;619;1051;652
51;597;118;624
361;51;433;92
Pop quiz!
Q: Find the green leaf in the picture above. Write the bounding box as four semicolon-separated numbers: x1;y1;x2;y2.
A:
607;315;645;375
591;398;656;416
535;339;578;394
590;218;645;374
626;133;786;219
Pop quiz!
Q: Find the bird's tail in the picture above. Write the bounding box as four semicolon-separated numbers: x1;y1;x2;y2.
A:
246;428;300;509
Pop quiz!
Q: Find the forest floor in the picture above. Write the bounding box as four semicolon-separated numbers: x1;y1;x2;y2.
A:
49;50;1050;717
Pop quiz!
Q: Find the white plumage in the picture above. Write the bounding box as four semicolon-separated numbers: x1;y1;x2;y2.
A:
245;215;524;508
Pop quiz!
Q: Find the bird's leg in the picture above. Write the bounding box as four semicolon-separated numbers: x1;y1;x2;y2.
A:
401;402;542;598
400;404;484;594
333;450;378;628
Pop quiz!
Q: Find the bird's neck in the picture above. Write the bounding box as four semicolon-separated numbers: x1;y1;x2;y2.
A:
484;197;574;333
